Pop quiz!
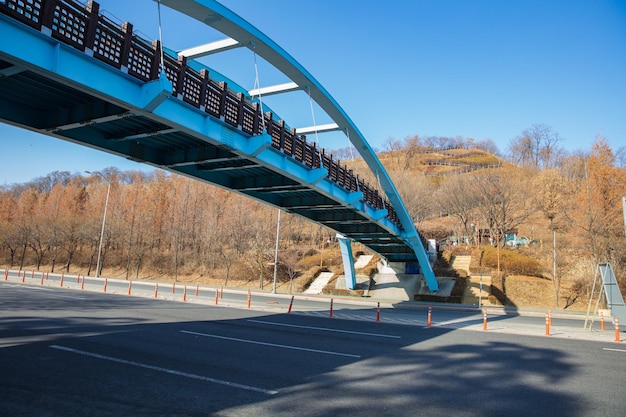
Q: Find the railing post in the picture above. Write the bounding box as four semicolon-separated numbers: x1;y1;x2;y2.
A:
41;0;58;33
218;81;227;118
119;22;133;71
198;69;209;112
251;102;261;135
175;55;187;98
264;112;272;136
279;120;287;153
150;40;162;80
236;92;245;128
84;1;101;53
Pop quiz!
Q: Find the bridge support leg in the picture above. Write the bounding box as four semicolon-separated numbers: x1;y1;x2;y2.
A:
336;235;356;290
407;236;439;293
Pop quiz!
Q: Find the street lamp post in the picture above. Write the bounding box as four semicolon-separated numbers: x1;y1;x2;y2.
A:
86;171;112;278
272;209;281;294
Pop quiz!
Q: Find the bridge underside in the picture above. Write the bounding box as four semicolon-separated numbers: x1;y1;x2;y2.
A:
0;59;416;262
0;0;440;293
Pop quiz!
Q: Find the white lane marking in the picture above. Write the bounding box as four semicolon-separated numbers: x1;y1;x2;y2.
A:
603;348;626;353
247;319;401;339
49;344;277;395
181;330;361;358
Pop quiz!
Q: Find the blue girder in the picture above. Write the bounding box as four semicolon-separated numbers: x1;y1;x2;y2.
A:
0;0;438;291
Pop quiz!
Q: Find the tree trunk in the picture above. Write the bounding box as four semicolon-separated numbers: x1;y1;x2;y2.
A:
19;244;27;270
87;253;94;276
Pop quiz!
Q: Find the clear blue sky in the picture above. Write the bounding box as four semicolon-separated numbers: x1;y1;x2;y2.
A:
1;0;625;185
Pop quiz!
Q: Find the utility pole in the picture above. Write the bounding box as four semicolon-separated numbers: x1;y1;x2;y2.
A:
86;171;112;278
272;209;281;294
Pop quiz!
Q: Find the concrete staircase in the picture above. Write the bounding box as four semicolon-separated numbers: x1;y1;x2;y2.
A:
451;255;471;276
452;255;493;306
304;271;334;294
462;274;493;306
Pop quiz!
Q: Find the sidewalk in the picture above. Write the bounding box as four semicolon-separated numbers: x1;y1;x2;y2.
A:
3;270;621;344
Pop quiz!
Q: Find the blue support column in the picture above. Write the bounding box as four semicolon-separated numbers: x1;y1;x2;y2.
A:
337;234;356;290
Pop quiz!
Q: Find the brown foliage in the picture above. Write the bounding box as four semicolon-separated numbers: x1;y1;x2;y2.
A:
1;130;625;308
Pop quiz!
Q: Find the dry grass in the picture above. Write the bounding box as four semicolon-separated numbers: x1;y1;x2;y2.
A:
504;275;589;311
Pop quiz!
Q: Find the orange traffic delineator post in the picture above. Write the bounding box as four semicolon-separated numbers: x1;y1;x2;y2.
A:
287;295;294;313
128;280;132;295
427;306;432;327
482;310;488;331
215;289;219;305
615;318;621;343
548;310;552;327
4;269;8;280
81;276;85;290
22;272;25;283
601;313;605;331
172;281;176;294
545;313;551;336
183;286;187;302
31;270;35;279
154;283;159;298
247;289;251;309
195;285;199;297
103;278;108;293
329;299;334;318
220;287;224;299
40;272;44;285
76;274;80;283
376;302;381;322
60;274;64;288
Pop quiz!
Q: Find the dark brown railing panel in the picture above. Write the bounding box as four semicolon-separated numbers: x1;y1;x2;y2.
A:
241;102;260;135
48;0;93;52
126;38;159;82
182;64;205;108
92;13;128;69
222;90;241;127
204;79;224;118
0;0;44;30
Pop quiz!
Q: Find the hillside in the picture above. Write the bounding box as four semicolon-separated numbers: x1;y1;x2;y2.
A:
1;139;624;312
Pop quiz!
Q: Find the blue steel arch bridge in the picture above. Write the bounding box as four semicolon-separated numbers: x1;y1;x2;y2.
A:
0;0;439;292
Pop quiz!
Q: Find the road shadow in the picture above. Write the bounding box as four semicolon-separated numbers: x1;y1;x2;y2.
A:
0;283;597;417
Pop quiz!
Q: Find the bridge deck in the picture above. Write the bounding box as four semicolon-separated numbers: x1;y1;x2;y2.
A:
0;0;438;286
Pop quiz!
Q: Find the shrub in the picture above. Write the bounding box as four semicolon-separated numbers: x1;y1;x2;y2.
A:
481;247;543;277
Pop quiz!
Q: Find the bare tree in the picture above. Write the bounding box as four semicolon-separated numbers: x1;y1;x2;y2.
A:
472;168;533;247
508;124;563;170
383;137;404;169
474;138;501;156
532;169;574;308
433;175;478;243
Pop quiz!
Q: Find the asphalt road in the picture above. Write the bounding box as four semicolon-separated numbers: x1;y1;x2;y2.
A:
1;269;615;338
1;277;625;416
